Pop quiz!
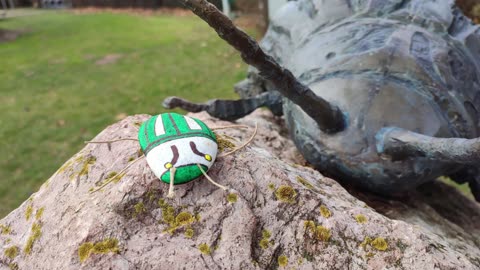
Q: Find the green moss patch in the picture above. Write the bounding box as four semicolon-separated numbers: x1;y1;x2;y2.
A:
78;238;120;263
133;202;146;217
259;229;272;249
319;205;331;218
315;226;331;242
175;212;195;226
354;214;367;224
24;222;42;255
0;224;12;235
360;236;388;251
25;204;33;221
158;199;197;234
371;237;388;251
4;246;18;259
275;185;297;204
79;156;96;177
35;207;45;220
198;243;211;255
226;193;238;203
278;255;288;267
304;220;331;242
184;228;194;238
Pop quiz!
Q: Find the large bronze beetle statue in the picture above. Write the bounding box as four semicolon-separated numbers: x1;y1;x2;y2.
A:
164;0;480;201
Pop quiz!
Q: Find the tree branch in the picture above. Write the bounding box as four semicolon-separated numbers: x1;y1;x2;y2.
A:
175;0;346;133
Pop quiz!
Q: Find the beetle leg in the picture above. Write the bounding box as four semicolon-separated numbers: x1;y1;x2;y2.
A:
376;127;480;164
163;91;282;121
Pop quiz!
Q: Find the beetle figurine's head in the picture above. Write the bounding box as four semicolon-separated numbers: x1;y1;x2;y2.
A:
138;113;218;184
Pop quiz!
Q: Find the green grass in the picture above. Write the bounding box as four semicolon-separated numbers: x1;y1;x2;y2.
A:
0;11;249;217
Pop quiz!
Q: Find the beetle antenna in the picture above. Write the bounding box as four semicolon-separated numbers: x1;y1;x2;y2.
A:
85;138;139;144
210;124;250;130
218;122;257;158
197;164;228;191
172;0;346;133
167;167;177;198
90;155;144;193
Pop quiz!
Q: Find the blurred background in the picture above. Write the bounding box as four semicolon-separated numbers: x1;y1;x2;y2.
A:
1;0;478;218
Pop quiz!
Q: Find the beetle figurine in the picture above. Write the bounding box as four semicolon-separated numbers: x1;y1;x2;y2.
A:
164;0;480;201
138;113;220;197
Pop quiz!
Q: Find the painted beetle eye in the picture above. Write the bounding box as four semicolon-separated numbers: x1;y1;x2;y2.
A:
165;162;173;169
205;154;212;161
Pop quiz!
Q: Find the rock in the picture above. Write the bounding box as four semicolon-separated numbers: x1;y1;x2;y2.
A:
0;110;479;270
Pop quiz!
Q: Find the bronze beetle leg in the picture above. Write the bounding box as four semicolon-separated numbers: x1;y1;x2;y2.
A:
163;92;282;121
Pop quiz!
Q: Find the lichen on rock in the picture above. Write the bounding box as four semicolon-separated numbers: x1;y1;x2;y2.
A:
198;243;211;255
319;205;332;218
275;185;297;203
278;255;288;267
78;238;120;263
4;246;18;259
24;222;42;255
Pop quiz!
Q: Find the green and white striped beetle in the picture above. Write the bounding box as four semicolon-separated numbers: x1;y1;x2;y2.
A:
138;112;229;197
138;113;217;183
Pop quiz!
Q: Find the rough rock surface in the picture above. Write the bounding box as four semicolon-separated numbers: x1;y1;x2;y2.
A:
0;110;479;270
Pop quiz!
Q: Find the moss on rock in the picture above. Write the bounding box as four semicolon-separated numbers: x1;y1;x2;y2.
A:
78;238;120;263
24;222;42;255
25;204;33;221
259;229;272;249
0;224;12;235
184;228;194;238
355;214;367;224
371;237;388;251
4;246;18;259
226;193;238;203
315;225;331;242
319;205;331;218
275;185;297;204
198;243;211;255
35;207;45;220
278;255;288;267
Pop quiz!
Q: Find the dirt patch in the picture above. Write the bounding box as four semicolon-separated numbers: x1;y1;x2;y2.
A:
95;54;123;65
71;7;192;17
0;29;23;43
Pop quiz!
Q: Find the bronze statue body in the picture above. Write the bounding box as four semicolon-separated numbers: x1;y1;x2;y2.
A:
164;0;480;201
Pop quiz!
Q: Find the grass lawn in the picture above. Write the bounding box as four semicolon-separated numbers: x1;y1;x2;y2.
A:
0;10;249;217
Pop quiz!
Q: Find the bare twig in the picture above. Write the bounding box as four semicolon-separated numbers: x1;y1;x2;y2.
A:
174;0;346;133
